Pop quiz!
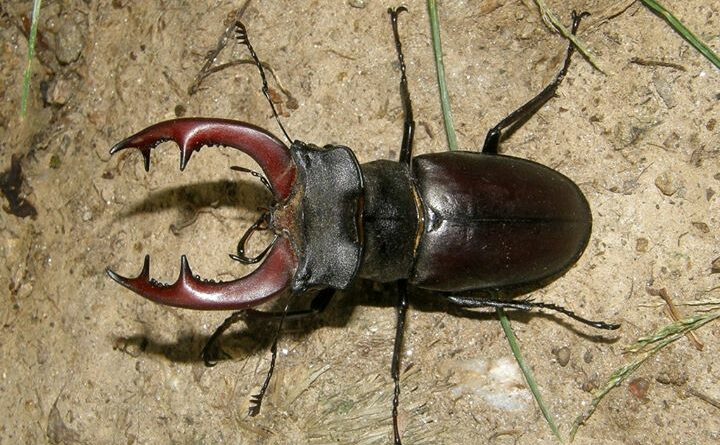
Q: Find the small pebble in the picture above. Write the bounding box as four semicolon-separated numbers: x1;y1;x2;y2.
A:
711;256;720;274
654;171;679;196
706;118;716;132
553;346;571;367
628;377;650;400
692;222;709;233
46;77;73;105
54;13;85;65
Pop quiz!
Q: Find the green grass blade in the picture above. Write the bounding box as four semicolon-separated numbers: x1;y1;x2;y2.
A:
532;0;603;72
498;308;563;443
569;310;720;440
427;0;459;151
21;0;43;118
640;0;720;69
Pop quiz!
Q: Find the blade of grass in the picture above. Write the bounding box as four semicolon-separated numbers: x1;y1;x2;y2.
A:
21;0;43;118
427;0;458;151
532;0;604;72
640;0;720;70
569;310;720;440
498;308;563;443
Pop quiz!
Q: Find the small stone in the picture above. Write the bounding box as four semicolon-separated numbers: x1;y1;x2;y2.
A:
49;154;61;169
653;73;676;108
654;171;679;196
711;256;720;274
706;118;716;132
553;346;571;367
348;0;367;8
636;238;649;252
54;13;86;65
628;377;650;400
46;77;73;106
656;369;688;386
692;222;709;233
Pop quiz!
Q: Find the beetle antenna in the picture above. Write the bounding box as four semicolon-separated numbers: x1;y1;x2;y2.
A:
230;165;273;192
447;295;620;330
230;211;275;265
228;166;276;265
234;21;292;143
248;301;290;416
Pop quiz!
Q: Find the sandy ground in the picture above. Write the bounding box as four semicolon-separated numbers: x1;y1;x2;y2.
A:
1;0;719;444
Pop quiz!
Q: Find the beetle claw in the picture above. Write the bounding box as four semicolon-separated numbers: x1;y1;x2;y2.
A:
109;118;297;201
109;124;202;172
108;119;302;310
106;238;298;310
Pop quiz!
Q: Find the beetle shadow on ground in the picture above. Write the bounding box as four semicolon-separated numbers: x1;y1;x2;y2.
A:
113;178;271;223
112;285;369;365
113;278;620;366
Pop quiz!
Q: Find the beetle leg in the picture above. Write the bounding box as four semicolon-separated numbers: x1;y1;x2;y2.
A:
233;20;292;143
482;11;590;154
388;7;415;166
201;289;335;365
446;295;620;330
201;310;245;366
247;301;289;416
391;280;409;445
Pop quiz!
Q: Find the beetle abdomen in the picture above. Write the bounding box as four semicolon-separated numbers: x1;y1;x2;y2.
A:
411;151;591;292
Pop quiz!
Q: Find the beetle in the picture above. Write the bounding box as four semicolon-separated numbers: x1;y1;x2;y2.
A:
107;8;618;444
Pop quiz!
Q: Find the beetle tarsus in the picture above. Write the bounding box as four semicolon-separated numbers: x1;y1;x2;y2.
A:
528;300;620;330
446;295;620;330
248;302;289;417
233;20;291;143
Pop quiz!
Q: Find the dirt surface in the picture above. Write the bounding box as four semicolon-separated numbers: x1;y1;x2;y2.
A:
1;1;718;444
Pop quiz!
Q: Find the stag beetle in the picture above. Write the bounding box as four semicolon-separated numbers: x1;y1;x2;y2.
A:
107;8;618;444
